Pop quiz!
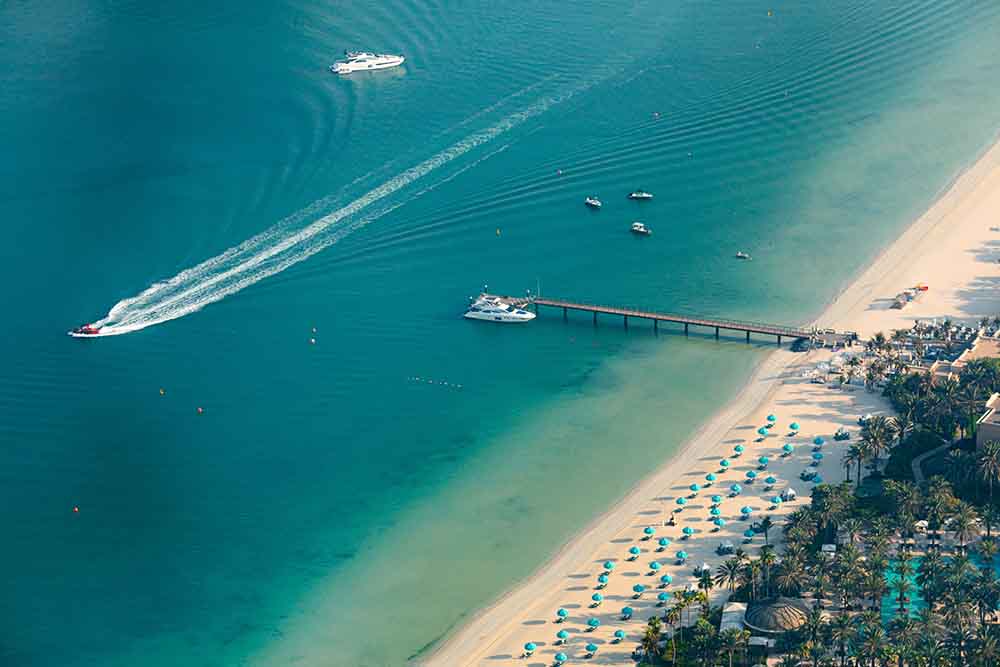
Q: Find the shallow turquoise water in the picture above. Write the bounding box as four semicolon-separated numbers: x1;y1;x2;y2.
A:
3;1;1000;665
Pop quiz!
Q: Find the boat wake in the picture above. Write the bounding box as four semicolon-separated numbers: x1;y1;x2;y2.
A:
88;82;586;336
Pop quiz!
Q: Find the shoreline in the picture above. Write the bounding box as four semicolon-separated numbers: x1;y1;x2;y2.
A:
423;135;1000;665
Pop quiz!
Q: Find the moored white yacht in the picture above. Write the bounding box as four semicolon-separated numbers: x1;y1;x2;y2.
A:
630;222;651;235
735;251;751;260
331;51;405;74
584;196;602;209
464;294;536;323
628;190;654;200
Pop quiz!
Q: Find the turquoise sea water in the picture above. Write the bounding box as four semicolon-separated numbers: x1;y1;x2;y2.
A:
4;1;1000;665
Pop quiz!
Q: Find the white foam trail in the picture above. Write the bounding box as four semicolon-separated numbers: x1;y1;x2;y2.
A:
92;82;588;335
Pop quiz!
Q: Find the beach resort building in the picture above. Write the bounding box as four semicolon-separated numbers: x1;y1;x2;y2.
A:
977;392;1000;450
925;333;1000;384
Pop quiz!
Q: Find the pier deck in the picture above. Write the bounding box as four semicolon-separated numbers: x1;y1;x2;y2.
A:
490;295;854;346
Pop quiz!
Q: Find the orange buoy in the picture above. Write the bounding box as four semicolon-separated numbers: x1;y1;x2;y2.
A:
197;407;204;415
73;506;79;513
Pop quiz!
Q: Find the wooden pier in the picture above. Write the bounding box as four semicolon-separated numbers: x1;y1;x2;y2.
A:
490;295;850;346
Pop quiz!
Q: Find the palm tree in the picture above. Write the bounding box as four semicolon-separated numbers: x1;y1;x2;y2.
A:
759;515;775;546
894;556;915;615
718;628;749;667
944;449;976;489
952;503;981;552
742;559;762;602
861;415;897;469
759;545;777;597
774;555;810;596
843;444;864;486
890;413;915;448
829;612;857;667
640;616;662;665
918;550;946;608
715;558;743;593
978;440;1000;508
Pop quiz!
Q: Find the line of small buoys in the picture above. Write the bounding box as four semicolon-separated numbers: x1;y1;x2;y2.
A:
407;376;463;390
310;325;317;345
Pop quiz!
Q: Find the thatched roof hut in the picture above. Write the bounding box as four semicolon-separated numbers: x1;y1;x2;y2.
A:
744;597;811;635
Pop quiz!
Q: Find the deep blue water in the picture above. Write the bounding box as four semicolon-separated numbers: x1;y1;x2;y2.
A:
3;1;1000;665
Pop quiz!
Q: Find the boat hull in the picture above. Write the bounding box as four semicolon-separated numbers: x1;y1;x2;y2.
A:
332;56;405;74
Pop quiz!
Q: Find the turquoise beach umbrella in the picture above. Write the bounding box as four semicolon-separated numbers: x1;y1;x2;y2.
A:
557;608;568;619
644;526;656;536
650;561;661;571
711;494;723;504
629;546;641;555
730;483;742;494
682;526;694;536
710;507;722;516
621;606;634;618
758;456;769;465
676;550;688;560
689;483;701;492
557;629;569;640
790;422;800;431
720;459;731;468
555;652;567;663
714;517;726;527
767;414;777;422
757;427;768;436
771;496;783;505
734;445;745;453
783;443;794;453
604;560;615;571
705;473;717;482
592;592;603;602
658;537;671;548
524;642;536;652
744;528;755;538
588;617;601;628
586;643;598;654
658;591;670;602
614;629;626;640
746;470;757;479
741;506;753;515
813;452;824;460
660;574;673;585
633;584;645;594
765;476;777;485
813;436;825;445
676;497;687;506
598;574;609;585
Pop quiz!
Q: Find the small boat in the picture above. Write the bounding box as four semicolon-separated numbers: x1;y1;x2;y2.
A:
464;294;535;323
630;222;651;236
735;251;751;260
584;196;602;209
68;323;102;337
628;190;654;200
330;51;405;74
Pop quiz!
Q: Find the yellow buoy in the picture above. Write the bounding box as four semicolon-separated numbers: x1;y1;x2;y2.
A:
496;228;501;237
159;388;165;396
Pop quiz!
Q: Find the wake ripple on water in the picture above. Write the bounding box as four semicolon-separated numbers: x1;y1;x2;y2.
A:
90;80;591;336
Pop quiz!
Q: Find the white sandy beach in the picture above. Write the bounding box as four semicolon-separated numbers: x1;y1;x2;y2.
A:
423;138;1000;666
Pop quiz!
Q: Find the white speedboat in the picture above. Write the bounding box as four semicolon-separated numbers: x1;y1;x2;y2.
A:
464;295;535;323
631;222;651;235
735;251;751;260
628;190;654;200
331;51;405;74
584;196;602;209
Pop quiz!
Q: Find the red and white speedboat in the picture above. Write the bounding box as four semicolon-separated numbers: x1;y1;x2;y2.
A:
69;323;102;337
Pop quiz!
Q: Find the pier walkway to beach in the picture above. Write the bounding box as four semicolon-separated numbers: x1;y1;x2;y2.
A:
490;294;855;346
